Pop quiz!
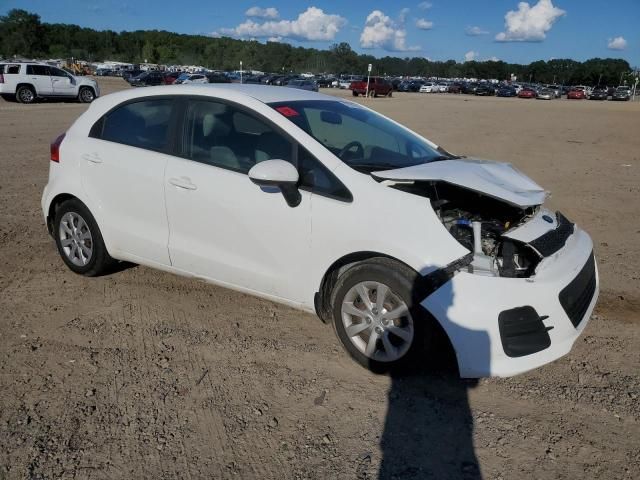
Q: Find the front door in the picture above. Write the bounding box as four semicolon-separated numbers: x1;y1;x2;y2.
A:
50;67;77;96
164;98;312;303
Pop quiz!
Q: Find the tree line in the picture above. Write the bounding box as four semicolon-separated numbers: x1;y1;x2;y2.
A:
0;9;634;86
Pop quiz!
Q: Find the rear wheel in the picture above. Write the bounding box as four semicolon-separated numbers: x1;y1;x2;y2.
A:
352;91;358;97
330;258;432;372
16;85;36;104
53;199;115;276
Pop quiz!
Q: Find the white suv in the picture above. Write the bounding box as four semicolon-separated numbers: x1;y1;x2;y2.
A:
42;85;598;377
0;62;99;104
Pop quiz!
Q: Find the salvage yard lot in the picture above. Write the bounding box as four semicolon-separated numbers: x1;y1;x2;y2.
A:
1;77;638;479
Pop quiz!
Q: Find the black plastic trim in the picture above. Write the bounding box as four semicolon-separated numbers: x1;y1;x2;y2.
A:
498;306;552;358
559;252;596;328
529;211;574;257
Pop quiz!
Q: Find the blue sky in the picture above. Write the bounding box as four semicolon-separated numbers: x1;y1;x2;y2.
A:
3;0;638;65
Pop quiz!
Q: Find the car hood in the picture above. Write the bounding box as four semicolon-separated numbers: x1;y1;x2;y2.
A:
372;158;547;208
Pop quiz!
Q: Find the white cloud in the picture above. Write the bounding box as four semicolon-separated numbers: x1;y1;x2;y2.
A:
486;56;500;62
464;50;478;62
495;0;566;42
267;36;282;42
399;8;410;24
418;1;432;10
607;36;627;50
245;7;279;19
416;18;434;30
360;10;420;51
221;7;346;41
466;26;489;36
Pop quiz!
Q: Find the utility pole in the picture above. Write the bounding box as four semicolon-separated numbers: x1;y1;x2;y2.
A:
240;61;243;84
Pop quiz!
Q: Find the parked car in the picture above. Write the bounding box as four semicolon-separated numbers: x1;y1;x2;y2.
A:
179;73;209;85
496;86;517;97
0;62;99;103
95;68;113;77
536;88;555;100
567;88;586;100
43;84;598;377
447;83;463;94
589;88;608;100
206;73;231;84
475;84;495;96
122;69;144;81
461;82;478;94
129;71;165;87
436;82;449;93
518;87;537;99
286;79;319;92
316;76;336;88
419;82;435;93
163;72;182;85
407;80;426;92
350;77;392;97
611;86;631;101
545;84;562;98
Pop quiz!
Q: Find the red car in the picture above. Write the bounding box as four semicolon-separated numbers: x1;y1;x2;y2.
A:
518;88;536;99
350;77;393;97
567;88;586;99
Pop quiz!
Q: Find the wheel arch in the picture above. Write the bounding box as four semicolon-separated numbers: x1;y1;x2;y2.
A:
16;82;37;95
315;250;461;374
314;251;419;324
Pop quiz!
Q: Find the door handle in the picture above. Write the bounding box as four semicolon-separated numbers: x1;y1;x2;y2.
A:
169;177;197;190
81;152;102;163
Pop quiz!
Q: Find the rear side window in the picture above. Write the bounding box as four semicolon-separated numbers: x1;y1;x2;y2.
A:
26;65;50;76
2;64;20;74
90;99;174;152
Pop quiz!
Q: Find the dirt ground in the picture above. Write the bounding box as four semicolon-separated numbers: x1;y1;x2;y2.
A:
1;77;638;480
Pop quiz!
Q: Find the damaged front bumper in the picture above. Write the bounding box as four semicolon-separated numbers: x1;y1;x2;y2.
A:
422;225;598;378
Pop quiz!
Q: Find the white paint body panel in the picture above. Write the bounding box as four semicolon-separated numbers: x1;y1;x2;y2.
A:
42;84;597;377
373;158;547;208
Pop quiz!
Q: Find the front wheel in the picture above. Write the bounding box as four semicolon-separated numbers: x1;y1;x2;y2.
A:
352;91;358;97
53;199;115;276
330;258;431;372
78;87;95;103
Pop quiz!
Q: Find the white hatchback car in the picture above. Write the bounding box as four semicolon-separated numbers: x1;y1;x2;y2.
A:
42;85;598;377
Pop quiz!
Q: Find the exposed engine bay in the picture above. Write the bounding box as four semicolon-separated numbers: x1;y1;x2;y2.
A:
391;181;545;278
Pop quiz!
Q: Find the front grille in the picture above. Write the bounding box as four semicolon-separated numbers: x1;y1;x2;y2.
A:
559;253;597;328
529;211;574;257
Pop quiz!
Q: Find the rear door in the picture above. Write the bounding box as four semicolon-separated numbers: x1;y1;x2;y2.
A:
78;97;176;265
26;65;53;95
50;67;77;96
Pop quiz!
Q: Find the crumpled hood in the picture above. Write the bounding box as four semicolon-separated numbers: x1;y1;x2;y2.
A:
372;158;547;208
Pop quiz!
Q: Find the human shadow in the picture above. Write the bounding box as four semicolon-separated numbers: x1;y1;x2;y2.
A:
377;279;490;479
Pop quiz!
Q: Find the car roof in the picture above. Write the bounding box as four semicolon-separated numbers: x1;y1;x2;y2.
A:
107;84;337;104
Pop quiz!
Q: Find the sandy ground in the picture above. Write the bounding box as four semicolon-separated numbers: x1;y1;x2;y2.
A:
0;77;638;479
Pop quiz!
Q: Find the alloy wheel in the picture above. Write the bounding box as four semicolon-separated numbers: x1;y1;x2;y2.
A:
59;212;93;266
341;281;414;362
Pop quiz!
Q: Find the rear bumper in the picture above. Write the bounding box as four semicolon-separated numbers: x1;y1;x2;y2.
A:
422;227;598;378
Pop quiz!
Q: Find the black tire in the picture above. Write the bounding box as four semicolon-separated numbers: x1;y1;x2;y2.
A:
78;86;95;103
53;199;115;276
352;91;358;97
16;85;36;104
330;257;433;373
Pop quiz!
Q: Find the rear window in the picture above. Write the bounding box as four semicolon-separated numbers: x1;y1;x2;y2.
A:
2;64;21;74
90;99;174;152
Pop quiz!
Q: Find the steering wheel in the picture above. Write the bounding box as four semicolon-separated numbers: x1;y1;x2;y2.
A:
338;141;364;160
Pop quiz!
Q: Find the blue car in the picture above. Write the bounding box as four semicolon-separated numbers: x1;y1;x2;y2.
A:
496;86;517;97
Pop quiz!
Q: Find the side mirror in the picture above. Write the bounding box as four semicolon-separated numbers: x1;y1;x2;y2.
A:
248;159;301;207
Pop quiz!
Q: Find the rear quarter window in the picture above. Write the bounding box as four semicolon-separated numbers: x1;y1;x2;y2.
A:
90;99;174;152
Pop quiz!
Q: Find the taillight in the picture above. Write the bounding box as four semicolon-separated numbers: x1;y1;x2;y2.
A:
50;133;66;163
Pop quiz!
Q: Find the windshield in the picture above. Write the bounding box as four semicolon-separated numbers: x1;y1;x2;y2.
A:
269;100;453;173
